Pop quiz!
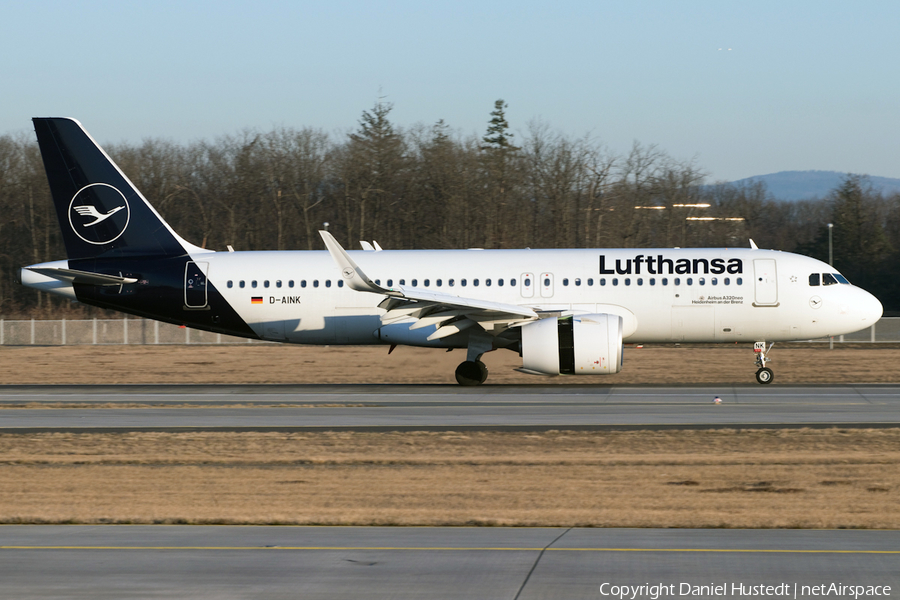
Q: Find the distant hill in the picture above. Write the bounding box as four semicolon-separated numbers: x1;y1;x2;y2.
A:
730;170;900;201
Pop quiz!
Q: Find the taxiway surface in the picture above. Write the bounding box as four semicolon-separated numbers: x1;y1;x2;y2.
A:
1;526;897;599
1;384;899;430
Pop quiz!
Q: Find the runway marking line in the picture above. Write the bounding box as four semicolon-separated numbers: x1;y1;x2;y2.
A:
1;546;899;554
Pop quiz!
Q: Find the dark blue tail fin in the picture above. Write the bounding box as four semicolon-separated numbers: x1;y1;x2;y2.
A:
33;117;198;260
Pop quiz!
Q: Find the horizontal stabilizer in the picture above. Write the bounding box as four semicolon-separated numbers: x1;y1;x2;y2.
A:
25;267;137;286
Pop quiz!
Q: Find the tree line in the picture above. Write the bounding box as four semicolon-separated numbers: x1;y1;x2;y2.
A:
1;100;898;317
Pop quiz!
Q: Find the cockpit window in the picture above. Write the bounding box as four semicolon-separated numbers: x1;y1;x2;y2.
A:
812;272;849;286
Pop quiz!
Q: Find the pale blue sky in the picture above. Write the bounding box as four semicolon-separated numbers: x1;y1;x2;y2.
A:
2;0;899;181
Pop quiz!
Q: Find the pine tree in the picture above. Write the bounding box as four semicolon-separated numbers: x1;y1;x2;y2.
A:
482;99;518;150
830;174;890;268
342;99;404;242
479;100;520;247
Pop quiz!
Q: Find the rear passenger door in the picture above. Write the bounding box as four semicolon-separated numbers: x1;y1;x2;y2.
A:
540;272;554;298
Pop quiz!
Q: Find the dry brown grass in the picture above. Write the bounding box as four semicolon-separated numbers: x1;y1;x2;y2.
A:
1;429;898;528
2;343;900;384
2;345;898;528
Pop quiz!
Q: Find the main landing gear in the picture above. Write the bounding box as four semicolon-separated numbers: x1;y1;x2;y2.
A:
455;360;489;386
455;330;493;386
754;341;774;384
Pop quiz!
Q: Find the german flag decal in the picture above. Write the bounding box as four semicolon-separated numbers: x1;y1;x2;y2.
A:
251;297;263;304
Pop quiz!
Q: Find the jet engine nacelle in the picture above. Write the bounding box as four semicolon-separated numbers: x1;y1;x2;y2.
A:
520;313;623;376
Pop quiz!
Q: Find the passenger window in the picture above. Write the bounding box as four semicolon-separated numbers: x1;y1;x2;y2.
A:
737;277;743;285
498;279;504;287
809;273;820;286
662;278;668;286
561;278;568;286
823;273;838;286
227;281;233;288
412;279;417;286
649;278;655;286
724;278;730;285
449;279;455;287
338;281;344;288
375;279;381;286
461;279;467;286
525;277;531;287
511;278;516;286
301;280;307;288
588;278;594;286
252;281;258;288
575;278;581;286
437;279;442;287
698;278;705;286
387;279;393;287
276;280;282;288
674;278;681;286
289;280;294;288
625;278;631;286
473;279;479;286
485;279;491;286
687;278;693;285
600;278;606;286
424;279;430;287
399;279;405;285
239;280;245;288
613;278;619;286
325;280;331;288
313;280;319;288
637;278;643;286
264;280;270;288
711;278;717;285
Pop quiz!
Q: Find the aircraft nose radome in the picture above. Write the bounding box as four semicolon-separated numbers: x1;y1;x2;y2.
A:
853;290;884;327
859;289;883;324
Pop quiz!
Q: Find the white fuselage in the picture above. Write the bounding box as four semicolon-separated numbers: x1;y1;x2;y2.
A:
198;247;882;346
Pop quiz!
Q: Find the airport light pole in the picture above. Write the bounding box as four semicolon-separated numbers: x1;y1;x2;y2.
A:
828;222;834;349
827;223;833;266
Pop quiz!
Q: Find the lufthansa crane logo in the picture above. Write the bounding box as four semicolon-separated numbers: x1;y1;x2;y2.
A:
68;183;131;245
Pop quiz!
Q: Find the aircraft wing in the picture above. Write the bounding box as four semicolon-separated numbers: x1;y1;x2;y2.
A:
319;231;537;339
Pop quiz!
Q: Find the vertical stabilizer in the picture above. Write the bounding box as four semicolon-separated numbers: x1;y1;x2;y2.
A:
32;117;205;260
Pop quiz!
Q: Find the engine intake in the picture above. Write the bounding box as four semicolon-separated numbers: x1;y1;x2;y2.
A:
520;314;623;375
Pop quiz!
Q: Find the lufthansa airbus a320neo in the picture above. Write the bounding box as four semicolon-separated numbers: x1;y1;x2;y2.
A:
21;118;883;384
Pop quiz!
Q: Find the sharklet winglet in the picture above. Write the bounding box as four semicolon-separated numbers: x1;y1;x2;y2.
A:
318;231;401;296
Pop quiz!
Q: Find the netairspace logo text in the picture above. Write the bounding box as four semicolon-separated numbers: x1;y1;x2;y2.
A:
599;582;892;600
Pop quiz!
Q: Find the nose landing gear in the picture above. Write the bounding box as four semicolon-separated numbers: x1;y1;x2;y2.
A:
754;341;774;384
